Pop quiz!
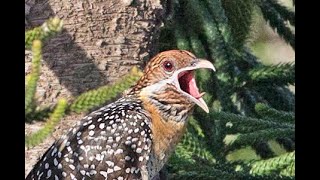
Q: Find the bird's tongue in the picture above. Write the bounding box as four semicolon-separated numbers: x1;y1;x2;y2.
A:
179;71;204;99
178;69;210;113
186;74;201;99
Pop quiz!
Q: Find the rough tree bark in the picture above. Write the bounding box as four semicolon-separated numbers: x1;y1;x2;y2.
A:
25;0;166;105
25;0;169;177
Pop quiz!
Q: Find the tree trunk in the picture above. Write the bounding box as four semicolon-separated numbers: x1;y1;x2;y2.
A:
25;0;166;106
25;0;168;177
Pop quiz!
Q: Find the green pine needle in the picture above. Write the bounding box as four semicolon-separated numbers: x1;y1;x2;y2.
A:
249;151;295;176
255;103;295;122
215;111;293;134
188;32;208;58
25;17;63;49
225;128;294;152
253;86;295;112
247;63;295;86
221;0;255;48
257;0;295;49
25;40;42;116
69;67;143;113
25;99;68;148
267;0;295;26
170;119;216;167
280;160;295;177
26;105;53;122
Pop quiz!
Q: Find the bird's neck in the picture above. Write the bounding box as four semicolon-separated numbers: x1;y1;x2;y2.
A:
139;93;191;176
137;84;194;147
133;84;194;175
137;82;195;122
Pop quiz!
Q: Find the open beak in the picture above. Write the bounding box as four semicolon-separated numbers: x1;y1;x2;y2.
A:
172;59;216;113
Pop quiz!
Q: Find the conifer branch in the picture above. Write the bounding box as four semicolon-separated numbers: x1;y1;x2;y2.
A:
221;0;255;48
225;128;294;151
215;112;294;134
169;157;242;180
276;137;295;152
25;105;53;122
280;161;295;177
188;117;206;138
198;0;263;115
236;89;266;116
193;108;226;159
247;63;295;86
203;0;247;81
169;161;293;179
25;99;68;148
25;17;63;49
273;87;295;112
254;86;295;112
69;67;142;113
171;118;216;166
25;40;42;115
255;103;295;122
241;49;260;69
188;32;208;58
252;141;275;159
257;0;295;49
249;151;295;176
204;0;233;45
267;0;295;26
168;168;236;180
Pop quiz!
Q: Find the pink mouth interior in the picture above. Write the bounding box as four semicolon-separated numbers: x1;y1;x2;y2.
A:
178;71;203;99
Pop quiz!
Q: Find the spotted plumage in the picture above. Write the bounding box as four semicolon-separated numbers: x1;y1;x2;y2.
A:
27;98;152;180
26;50;215;180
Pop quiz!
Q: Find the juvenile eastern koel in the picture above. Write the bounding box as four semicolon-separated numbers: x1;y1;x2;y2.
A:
26;50;216;180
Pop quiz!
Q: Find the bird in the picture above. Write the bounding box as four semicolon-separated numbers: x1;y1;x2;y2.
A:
26;50;216;180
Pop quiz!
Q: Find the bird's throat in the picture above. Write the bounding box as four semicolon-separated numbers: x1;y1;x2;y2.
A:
178;70;204;99
141;99;189;178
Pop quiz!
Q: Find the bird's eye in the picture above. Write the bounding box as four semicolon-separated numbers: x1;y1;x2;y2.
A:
163;60;174;72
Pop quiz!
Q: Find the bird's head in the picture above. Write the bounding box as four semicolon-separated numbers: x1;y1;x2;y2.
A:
129;50;215;120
